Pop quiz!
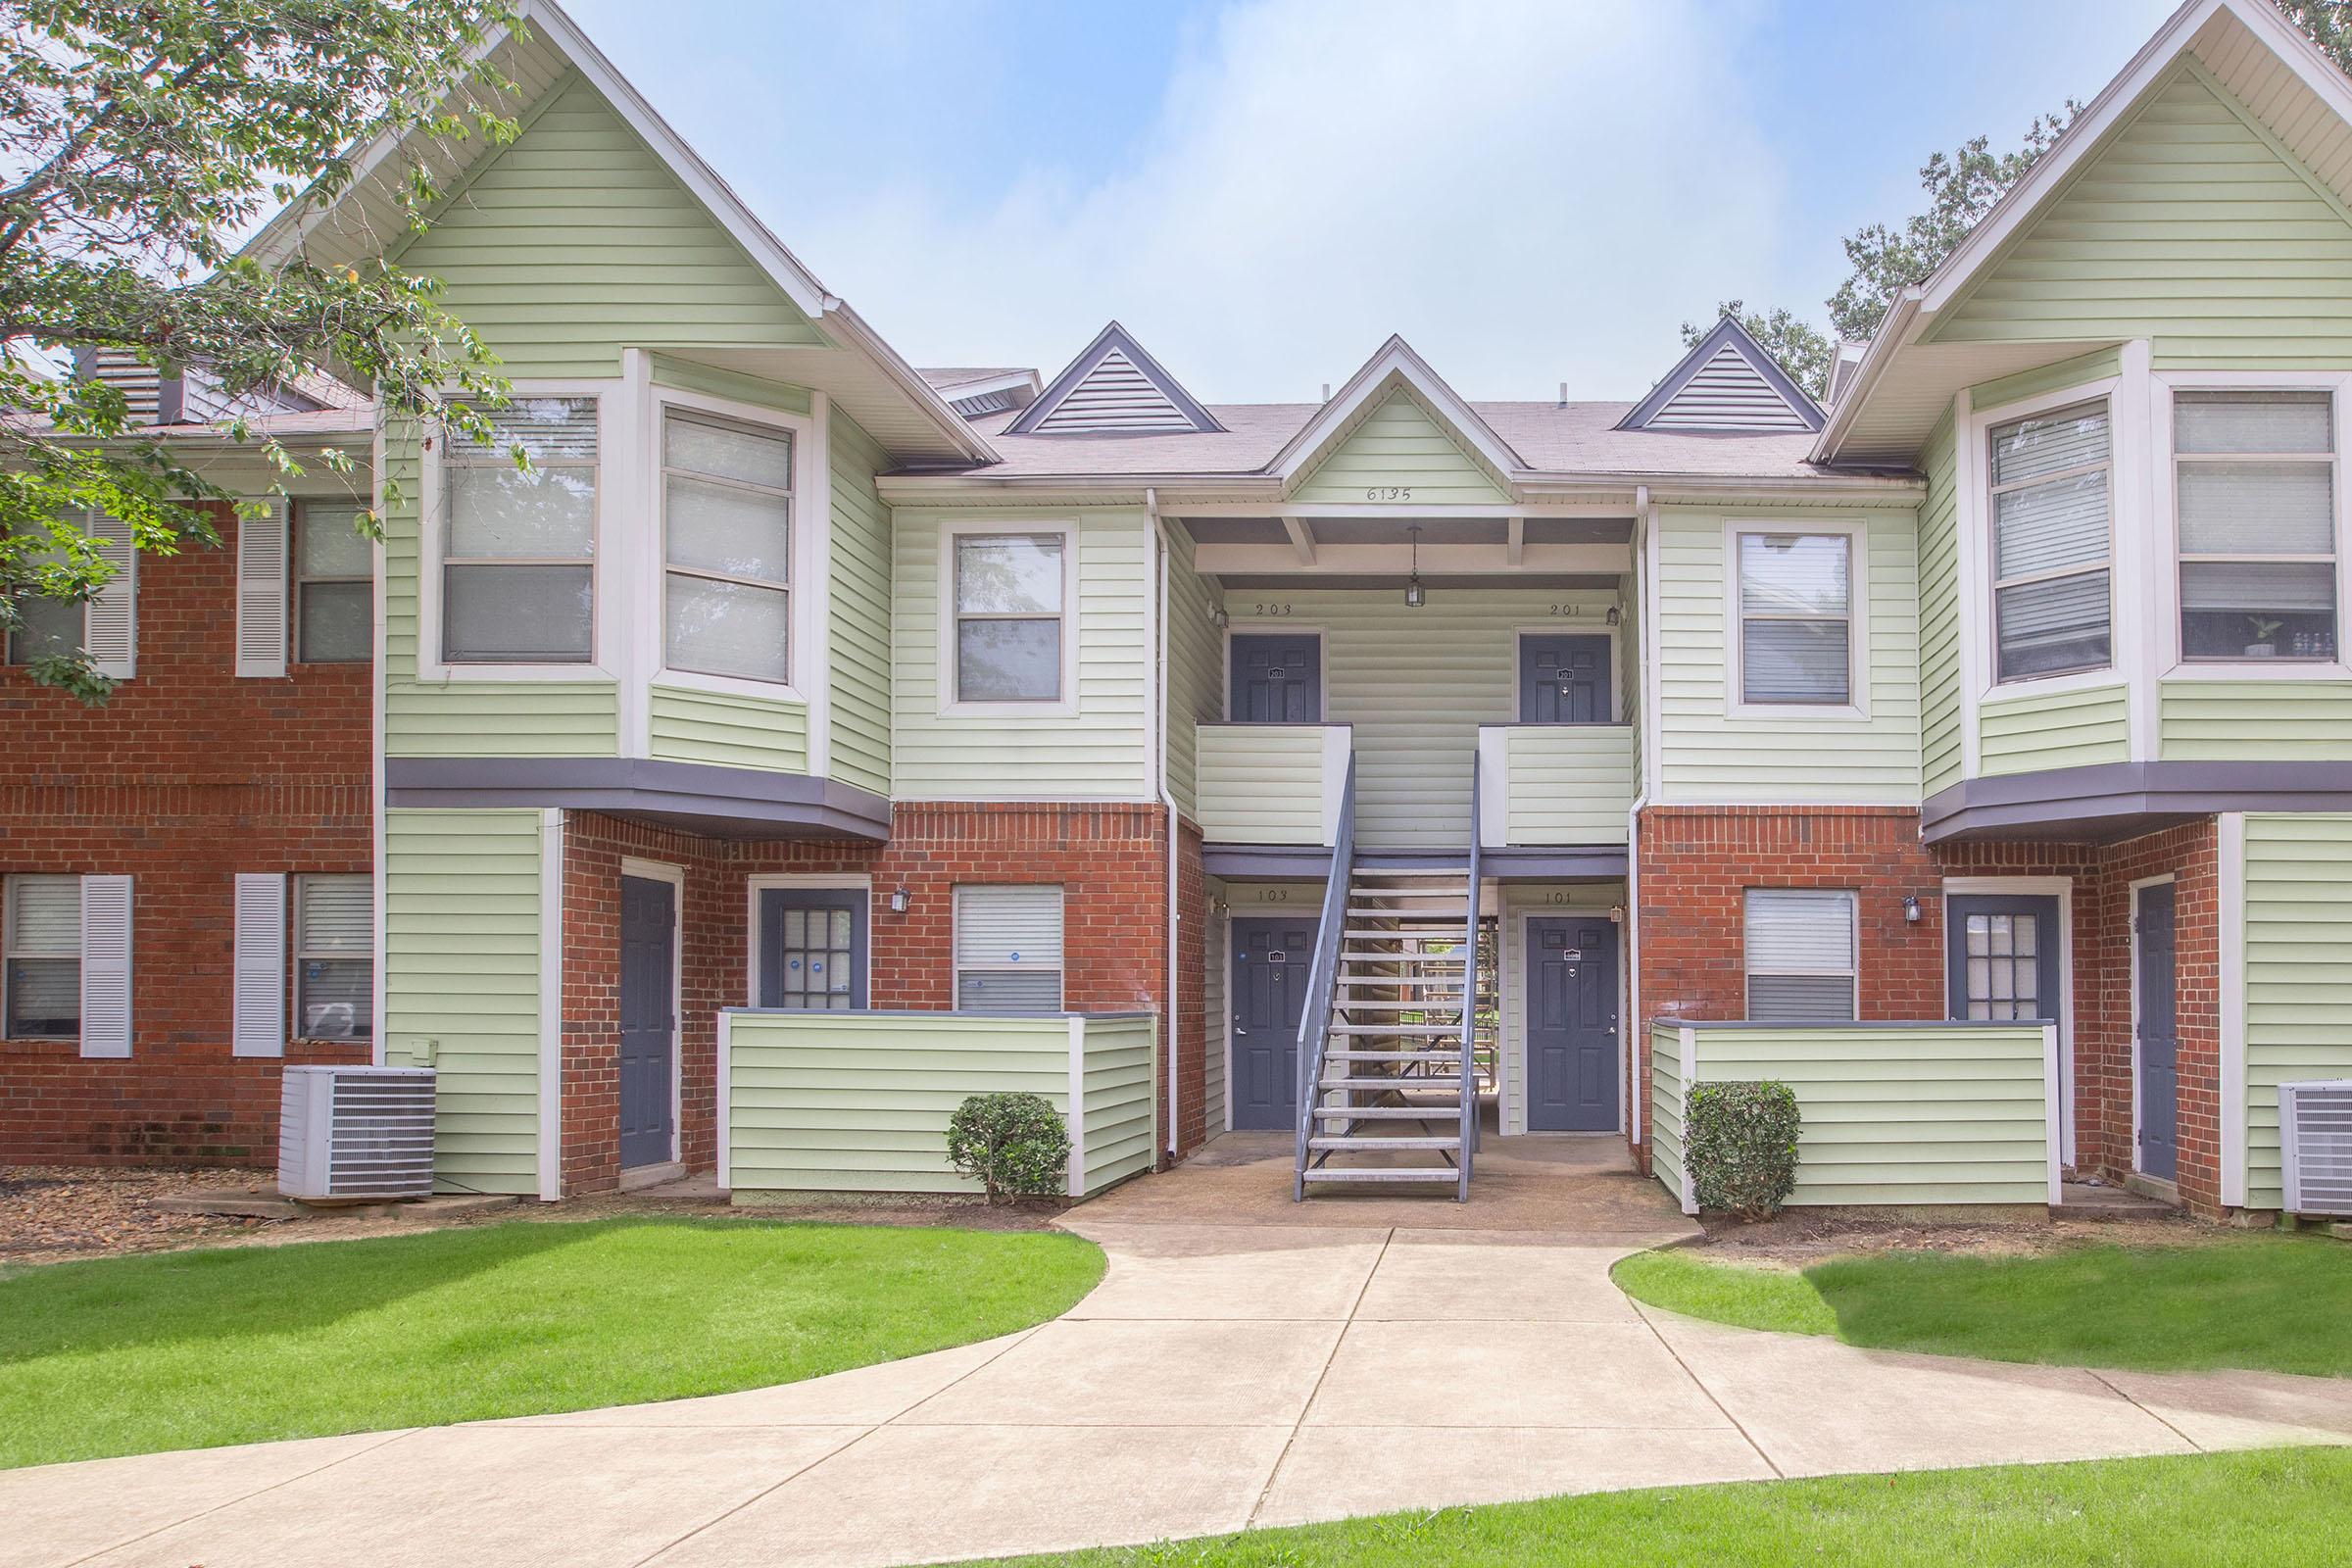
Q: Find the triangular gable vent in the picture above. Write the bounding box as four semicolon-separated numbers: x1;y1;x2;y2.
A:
1619;317;1823;434
1009;322;1222;436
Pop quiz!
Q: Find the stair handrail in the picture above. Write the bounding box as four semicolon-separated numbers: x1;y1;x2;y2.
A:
1459;747;1482;1196
1293;755;1357;1200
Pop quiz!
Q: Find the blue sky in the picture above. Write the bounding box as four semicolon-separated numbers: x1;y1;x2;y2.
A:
564;0;2180;401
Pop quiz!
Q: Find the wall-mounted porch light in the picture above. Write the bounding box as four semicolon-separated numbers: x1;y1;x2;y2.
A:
1903;896;1923;924
1210;607;1229;630
1405;523;1427;609
1606;606;1621;626
889;885;911;915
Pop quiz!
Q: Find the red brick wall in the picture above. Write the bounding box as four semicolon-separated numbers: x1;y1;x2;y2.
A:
1634;805;2227;1214
550;802;1203;1196
0;505;373;1164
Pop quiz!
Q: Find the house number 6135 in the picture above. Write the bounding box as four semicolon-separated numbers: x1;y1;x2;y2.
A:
1363;486;1412;502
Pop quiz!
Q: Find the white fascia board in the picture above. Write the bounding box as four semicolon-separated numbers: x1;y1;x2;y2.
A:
1266;336;1527;488
1809;289;1924;464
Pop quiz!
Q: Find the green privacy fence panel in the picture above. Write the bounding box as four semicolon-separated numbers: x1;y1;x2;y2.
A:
2239;813;2352;1209
1486;724;1634;845
1648;1021;1686;1208
1650;1021;2057;1211
719;1010;1158;1199
1196;723;1345;845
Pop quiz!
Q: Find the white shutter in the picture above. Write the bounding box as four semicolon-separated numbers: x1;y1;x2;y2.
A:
235;502;289;677
78;874;132;1058
233;873;287;1057
1743;889;1856;973
82;521;136;679
955;886;1064;968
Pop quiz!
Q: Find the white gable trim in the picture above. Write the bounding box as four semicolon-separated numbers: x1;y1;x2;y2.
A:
1266;337;1525;494
1620;316;1823;433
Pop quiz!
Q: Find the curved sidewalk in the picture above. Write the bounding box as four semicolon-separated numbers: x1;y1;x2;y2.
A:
9;1220;2352;1568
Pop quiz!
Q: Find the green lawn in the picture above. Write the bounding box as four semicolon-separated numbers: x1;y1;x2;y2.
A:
948;1448;2352;1567
0;1216;1103;1469
1612;1237;2352;1376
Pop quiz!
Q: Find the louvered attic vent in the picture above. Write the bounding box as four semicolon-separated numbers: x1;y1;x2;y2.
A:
1618;315;1824;435
1008;322;1222;436
2280;1080;2352;1216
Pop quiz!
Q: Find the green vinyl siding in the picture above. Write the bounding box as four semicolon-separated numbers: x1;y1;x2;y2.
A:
1679;1023;2052;1207
2239;813;2352;1209
892;509;1152;799
1969;348;2126;415
382;809;545;1198
1981;684;2131;775
1649;1021;1685;1207
1933;67;2352;370
1078;1014;1157;1195
1289;390;1508;505
2162;682;2352;760
396;74;820;379
1164;527;1226;822
648;683;808;772
1654;507;1922;804
827;413;893;796
380;414;620;760
1197;724;1337;845
1237;586;1614;850
1917;412;1965;798
722;1011;1153;1198
650;353;814;414
1499;726;1634;844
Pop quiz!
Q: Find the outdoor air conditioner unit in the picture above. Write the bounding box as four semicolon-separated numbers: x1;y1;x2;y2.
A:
2279;1080;2352;1218
277;1064;438;1201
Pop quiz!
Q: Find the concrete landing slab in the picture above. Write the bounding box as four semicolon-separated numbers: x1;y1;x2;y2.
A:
906;1317;1343;1427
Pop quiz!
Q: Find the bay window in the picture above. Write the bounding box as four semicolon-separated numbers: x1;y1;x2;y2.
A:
1989;401;2112;682
662;410;794;684
1736;532;1851;705
954;533;1065;703
2175;390;2337;662
440;398;597;663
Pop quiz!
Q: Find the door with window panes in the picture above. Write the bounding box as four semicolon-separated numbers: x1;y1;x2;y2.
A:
1944;896;2061;1028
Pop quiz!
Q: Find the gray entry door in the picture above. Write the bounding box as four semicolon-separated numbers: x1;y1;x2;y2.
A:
618;874;677;1170
1229;633;1321;723
1526;915;1619;1131
2135;881;2180;1182
760;888;868;1008
1945;895;2062;1023
1232;914;1314;1130
1520;635;1611;723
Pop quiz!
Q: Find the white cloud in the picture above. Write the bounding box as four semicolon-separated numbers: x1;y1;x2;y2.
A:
763;0;1799;402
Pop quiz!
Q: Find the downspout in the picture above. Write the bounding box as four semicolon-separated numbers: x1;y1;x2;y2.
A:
1149;489;1183;1163
1624;485;1656;1155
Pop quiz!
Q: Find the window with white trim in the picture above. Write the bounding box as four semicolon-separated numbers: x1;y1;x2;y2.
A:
295;502;370;663
1989;401;2112;682
294;874;372;1040
1743;888;1857;1022
662;410;794;683
3;875;80;1038
954;885;1063;1013
1736;532;1850;705
954;534;1064;703
2175;390;2338;662
440;398;597;663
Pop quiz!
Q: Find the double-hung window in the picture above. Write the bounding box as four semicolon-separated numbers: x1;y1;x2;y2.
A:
953;885;1064;1013
294;874;372;1040
295;502;370;663
440;398;598;663
1989;401;2112;682
954;533;1065;703
1736;532;1851;705
662;411;794;684
2175;390;2338;662
5;586;82;665
1743;888;1857;1022
3;875;80;1038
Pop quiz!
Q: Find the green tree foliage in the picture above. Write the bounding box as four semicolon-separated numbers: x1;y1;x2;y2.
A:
0;0;523;701
2276;0;2352;73
1678;301;1835;400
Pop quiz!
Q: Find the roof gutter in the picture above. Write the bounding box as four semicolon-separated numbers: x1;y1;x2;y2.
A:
878;468;1923;503
817;297;1002;465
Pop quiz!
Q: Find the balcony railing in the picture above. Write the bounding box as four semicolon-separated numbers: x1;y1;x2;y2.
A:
1197;722;1350;846
1476;723;1635;848
1649;1019;2060;1213
717;1009;1157;1200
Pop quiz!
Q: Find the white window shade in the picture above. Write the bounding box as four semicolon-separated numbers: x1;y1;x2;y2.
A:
955;535;1065;703
296;875;373;1041
232;874;287;1057
662;411;793;685
1737;533;1851;706
5;876;80;1039
955;886;1064;1014
1989;401;2112;682
1743;888;1856;1023
441;398;597;664
2176;390;2338;662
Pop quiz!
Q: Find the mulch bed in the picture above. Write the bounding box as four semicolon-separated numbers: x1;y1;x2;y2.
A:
1688;1206;2237;1269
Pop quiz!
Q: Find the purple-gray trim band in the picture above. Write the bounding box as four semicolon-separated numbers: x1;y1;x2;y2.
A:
384;757;892;842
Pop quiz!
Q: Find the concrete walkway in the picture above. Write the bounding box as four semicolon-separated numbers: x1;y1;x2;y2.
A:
10;1220;2352;1568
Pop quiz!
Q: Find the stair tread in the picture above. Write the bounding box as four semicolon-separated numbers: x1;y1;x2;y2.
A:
1302;1168;1469;1183
1327;1050;1464;1060
1313;1104;1466;1119
1330;1024;1462;1036
1309;1134;1463;1150
1320;1075;1469;1089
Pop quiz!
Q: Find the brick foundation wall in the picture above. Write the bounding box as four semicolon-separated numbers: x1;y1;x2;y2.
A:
0;505;372;1165
1634;805;2227;1214
551;802;1205;1197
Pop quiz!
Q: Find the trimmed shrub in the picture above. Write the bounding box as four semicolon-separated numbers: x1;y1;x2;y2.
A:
946;1092;1070;1203
1687;1080;1801;1221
